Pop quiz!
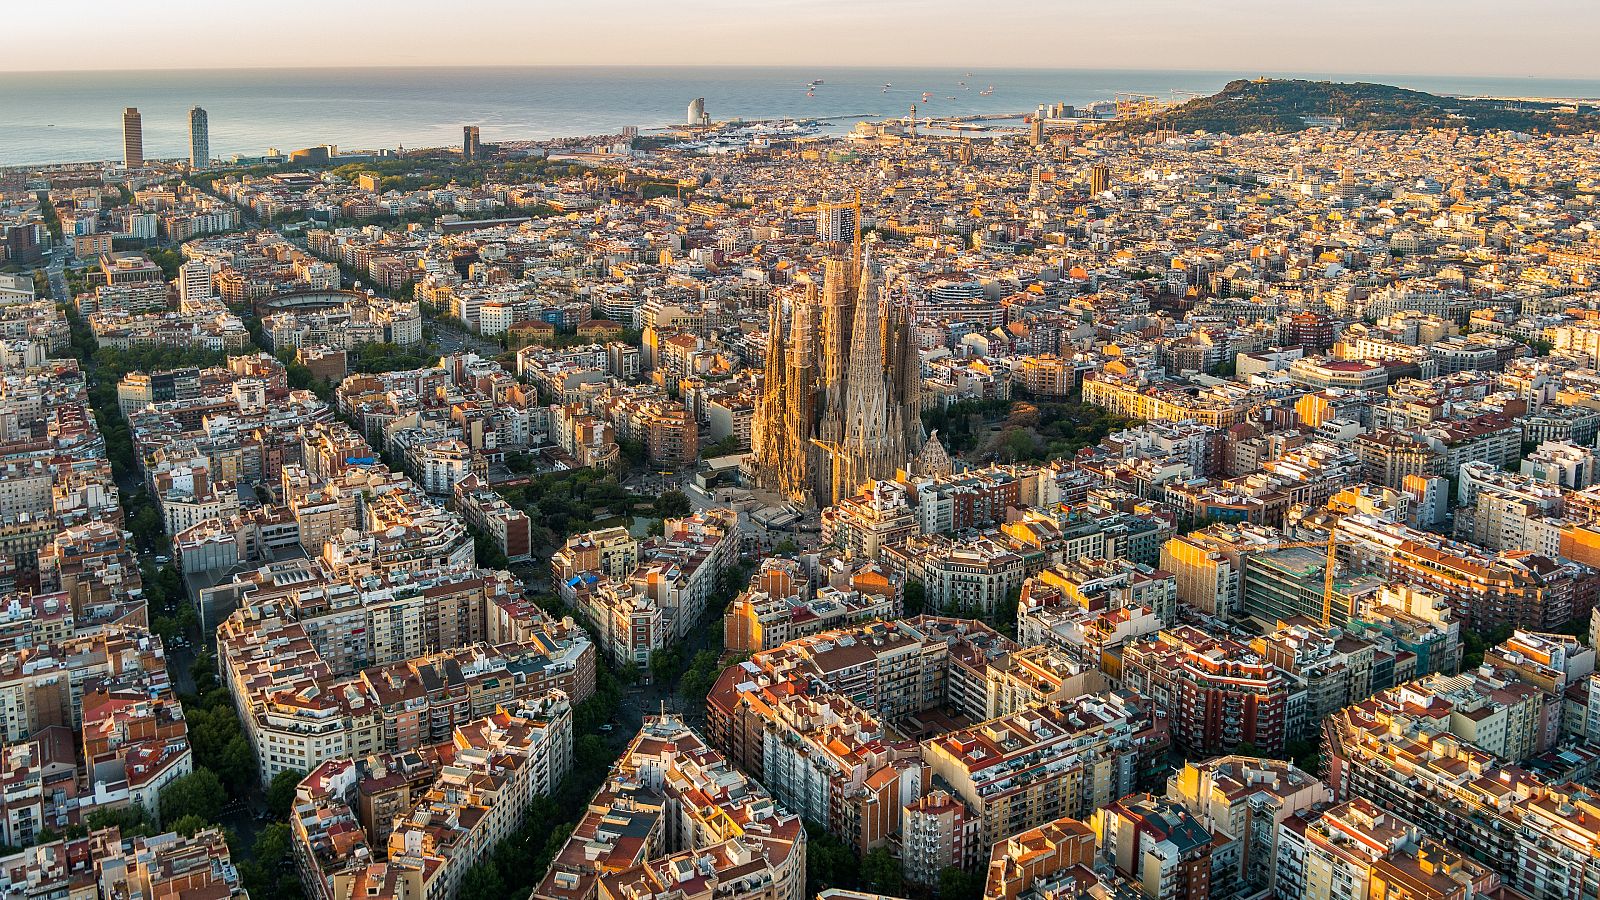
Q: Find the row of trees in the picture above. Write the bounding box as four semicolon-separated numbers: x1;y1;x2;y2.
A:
182;651;260;797
144;561;198;650
54;288;307;900
147;248;186;280
646;560;752;706
937;584;1026;640
349;340;442;374
61;308;226;481
455;647;629;900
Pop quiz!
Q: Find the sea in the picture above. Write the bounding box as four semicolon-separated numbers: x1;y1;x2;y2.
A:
5;66;1600;167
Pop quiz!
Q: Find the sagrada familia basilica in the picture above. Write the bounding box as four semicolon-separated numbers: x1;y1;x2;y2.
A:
751;246;950;506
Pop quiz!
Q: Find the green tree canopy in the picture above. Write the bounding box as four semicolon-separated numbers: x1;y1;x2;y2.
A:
860;847;903;896
267;769;306;820
939;865;982;900
159;768;227;825
170;814;211;837
653;490;692;520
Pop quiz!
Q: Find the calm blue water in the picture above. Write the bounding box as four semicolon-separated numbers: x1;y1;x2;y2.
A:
5;66;1600;167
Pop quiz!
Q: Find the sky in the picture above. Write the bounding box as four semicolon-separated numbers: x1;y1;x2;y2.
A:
5;0;1597;77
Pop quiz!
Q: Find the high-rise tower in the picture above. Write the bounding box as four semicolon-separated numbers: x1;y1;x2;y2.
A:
462;125;481;161
816;203;859;243
189;107;209;169
123;108;143;169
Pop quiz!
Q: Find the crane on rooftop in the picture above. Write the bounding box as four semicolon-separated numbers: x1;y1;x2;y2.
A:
1264;531;1341;628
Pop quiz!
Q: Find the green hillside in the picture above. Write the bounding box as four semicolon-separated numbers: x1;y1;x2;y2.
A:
1131;79;1600;134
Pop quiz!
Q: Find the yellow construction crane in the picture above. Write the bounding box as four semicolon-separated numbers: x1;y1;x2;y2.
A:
1268;532;1341;628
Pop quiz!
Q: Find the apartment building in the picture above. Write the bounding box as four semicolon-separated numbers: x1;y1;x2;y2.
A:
1337;513;1579;631
219;596;591;786
708;617;1019;782
0;625;178;829
0;827;247;900
1015;573;1164;669
982;644;1108;720
758;690;922;854
903;789;982;886
884;534;1027;617
1094;794;1214;900
1166;756;1328;897
1251;621;1379;727
451;473;533;562
1346;583;1463;678
722;557;898;654
921;692;1171;848
1275;800;1512;900
1023;559;1177;626
81;686;194;824
556;510;738;671
819;480;919;562
1324;678;1600;900
1120;626;1301;757
981;814;1098;900
293;693;572;900
1454;462;1567;556
1081;371;1279;429
531;715;805;900
1162;543;1243;628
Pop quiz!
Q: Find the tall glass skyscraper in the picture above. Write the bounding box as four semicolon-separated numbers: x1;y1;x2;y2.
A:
189;106;210;168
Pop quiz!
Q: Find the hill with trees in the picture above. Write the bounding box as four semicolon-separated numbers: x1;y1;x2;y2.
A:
1130;79;1600;134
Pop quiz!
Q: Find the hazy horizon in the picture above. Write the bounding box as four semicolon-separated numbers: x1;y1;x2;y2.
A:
6;63;1600;83
8;0;1599;78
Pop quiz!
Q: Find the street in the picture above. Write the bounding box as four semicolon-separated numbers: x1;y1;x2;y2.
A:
46;247;70;303
430;318;502;357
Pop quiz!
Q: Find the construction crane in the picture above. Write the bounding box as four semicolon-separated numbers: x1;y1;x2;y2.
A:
1115;93;1163;120
1267;532;1341;628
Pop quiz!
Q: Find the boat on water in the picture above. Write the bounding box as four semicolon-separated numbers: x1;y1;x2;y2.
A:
979;86;995;96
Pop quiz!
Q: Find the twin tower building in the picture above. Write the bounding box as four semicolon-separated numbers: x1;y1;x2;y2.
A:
752;247;949;506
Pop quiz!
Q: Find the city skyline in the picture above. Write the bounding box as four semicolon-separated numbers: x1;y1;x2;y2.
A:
5;2;1600;897
7;0;1600;78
